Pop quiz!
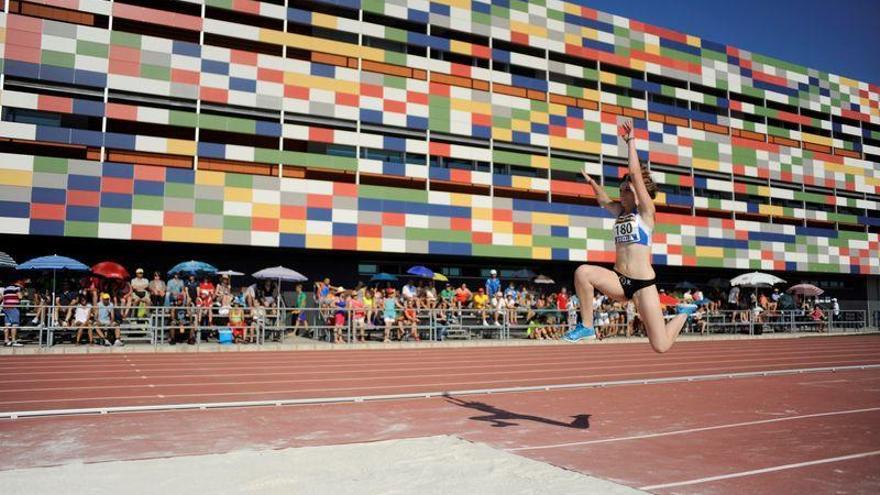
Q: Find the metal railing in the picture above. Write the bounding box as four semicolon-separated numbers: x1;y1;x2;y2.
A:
1;302;874;348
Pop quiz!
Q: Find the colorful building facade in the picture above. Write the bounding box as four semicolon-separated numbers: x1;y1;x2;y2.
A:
0;0;879;276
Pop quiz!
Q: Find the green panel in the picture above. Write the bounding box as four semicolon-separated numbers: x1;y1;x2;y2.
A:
33;156;68;174
732;146;757;167
406;228;472;243
224;216;251;231
141;64;170;81
472;244;531;259
493;149;532;167
195;199;223;215
100;208;131;223
533;235;583;249
169;110;198;128
225;173;253;188
65;221;98;237
76;40;108;58
550;157;583;173
110;30;141;48
692;140;719;160
361;0;384;13
165;183;194;198
133;195;164;210
41;50;75;68
359;185;427;203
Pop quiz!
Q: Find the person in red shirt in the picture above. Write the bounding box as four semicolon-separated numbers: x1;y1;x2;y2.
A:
454;283;472;320
350;293;366;343
556;287;569;334
197;277;215;326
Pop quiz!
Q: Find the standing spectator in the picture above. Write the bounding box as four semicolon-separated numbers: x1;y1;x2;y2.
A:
504;282;518;299
129;268;150;317
472;288;489;326
333;288;348;344
485;269;501;301
556;288;569;328
166;272;185;305
72;294;92;345
567;294;580;333
96;293;123;346
382;288;403;343
693;305;708;334
149;271;166;307
693;288;705;304
832;298;840;319
3;280;24;347
728;286;740;311
811;305;827;332
250;299;266;344
291;284;309;336
506;293;518;326
351;291;366;343
440;283;455;319
625;300;638;337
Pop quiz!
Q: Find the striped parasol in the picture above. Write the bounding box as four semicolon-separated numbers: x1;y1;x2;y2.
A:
0;251;16;268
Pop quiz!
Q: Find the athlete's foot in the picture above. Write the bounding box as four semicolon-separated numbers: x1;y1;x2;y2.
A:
563;323;596;342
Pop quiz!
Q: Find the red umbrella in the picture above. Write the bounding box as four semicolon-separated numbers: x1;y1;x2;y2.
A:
92;261;129;280
659;293;679;306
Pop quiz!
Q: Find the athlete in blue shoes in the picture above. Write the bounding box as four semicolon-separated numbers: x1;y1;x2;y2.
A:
564;120;692;352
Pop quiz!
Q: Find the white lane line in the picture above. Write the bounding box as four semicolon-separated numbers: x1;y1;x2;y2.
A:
639;450;880;491
508;407;880;452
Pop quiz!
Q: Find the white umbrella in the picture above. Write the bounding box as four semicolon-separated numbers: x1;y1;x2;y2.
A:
216;270;244;277
252;266;308;308
730;272;786;288
533;275;555;284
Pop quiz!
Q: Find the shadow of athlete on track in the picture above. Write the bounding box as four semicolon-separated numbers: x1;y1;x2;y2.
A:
444;394;590;429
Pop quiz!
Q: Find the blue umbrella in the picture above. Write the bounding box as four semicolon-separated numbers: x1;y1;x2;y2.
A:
406;265;434;279
17;254;90;306
695;298;712;306
370;273;398;282
168;260;218;276
0;251;16;269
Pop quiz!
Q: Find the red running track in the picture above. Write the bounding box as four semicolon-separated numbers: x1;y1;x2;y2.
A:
1;335;879;494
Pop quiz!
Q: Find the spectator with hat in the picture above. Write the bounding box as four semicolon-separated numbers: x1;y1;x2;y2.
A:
130;268;150;316
96;293;123;346
485;269;501;302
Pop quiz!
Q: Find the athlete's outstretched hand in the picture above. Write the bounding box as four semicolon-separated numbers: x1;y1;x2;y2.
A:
618;120;633;142
580;165;598;186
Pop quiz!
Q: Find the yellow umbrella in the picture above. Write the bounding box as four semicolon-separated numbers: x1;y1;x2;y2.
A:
432;273;449;282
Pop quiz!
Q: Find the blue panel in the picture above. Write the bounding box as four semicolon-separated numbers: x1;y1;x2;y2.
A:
581;37;615;54
430;2;451;16
511;131;530;144
652;254;668;265
550;115;567;126
197;141;226;158
795;226;837;238
563;13;615;33
749;231;796;243
31;187;66;204
700;38;727;53
72;99;105;117
383;136;407;152
600;133;617;145
333;223;358;236
551;248;569;260
493;174;512;187
66;205;99;222
602;165;620;177
551;225;569;237
648;131;664;142
358;198;383;212
695;236;747;249
201;59;229;75
287;7;312;23
659;37;701;57
785;262;798;272
255;120;282;137
408;7;429;24
530;123;548;135
70;129;103;147
512;75;547;92
406;32;431;48
166;168;195;184
229;77;256;92
753;79;798;97
68;174;101;192
380;199;407;214
134;180;164;196
102;163;134;178
383;162;406;176
492;49;510;63
429;241;471;256
36;126;72;144
4;60;40;79
360;109;383;124
41;65;75;84
101;192;132;209
306;208;332;221
472;1;491;14
407;115;429;130
0;201;30;218
74;69;106;88
103;132;136;150
429;167;450;181
665;194;694;207
172;40;201;57
280;233;305;248
471;125;491;139
310;63;335;78
566;106;583;118
30;219;64;236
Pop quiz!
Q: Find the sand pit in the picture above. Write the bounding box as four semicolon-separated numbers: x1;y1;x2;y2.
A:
0;435;646;494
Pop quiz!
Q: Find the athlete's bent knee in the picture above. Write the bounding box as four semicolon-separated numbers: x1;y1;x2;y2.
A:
650;340;671;354
575;264;594;280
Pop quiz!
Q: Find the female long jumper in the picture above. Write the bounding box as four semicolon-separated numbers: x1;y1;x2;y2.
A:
563;121;694;352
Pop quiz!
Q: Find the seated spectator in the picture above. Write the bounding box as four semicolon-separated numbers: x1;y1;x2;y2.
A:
29;287;48;328
165;273;184;306
228;301;248;344
184;274;199;307
491;291;505;326
693;306;708;335
110;278;133;319
769;287;780;311
96;293;123;346
401;280;417;304
196;277;215;326
402;299;420;341
169;294;194;345
504;282;518;299
454;283;472;318
625;300;638;337
472;288;489;326
129;268;150;316
424;283;437;310
506;293;518;326
72;295;93;345
55;282;79;327
149;271;166;307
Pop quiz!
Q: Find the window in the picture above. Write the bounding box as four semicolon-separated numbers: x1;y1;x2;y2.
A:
602;63;644;81
295;0;358;20
430;156;490;172
766;118;799;131
362;36;426;57
690;82;727;99
3;107;102;131
549;71;597;89
801;125;831;137
649;93;689;109
730;110;765;124
766;100;799;114
363;11;427;34
288;23;359;45
493;38;545;59
647;73;687;89
729;91;764;106
113;17;200;43
549;50;597;69
204;32;283;57
432;26;489;46
493;61;545;80
603;83;644;100
430;49;489;69
494;163;548;179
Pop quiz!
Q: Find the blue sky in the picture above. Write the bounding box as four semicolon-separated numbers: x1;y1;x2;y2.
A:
572;0;880;85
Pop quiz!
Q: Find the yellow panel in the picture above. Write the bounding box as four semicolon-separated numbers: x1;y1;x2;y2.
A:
252;203;280;218
164;227;222;244
645;43;661;56
493;128;512;141
449;39;471;56
599;71;616;84
530;111;549;125
695;246;724;258
692;158;720;171
167;139;196;156
440;0;470;9
311;12;339;30
450;193;471;207
757;186;770;196
533;155;549;169
0;170;32;187
472;207;491;220
224;187;252;202
532;212;568;225
532;247;552;260
759;204;782;216
279;219;306;233
511;176;531;189
452;98;490;115
583;88;600;101
563;2;581;14
564;33;582;46
549;136;601;154
306;234;332;249
801;133;832;147
548;103;567;115
655;191;666;205
195;170;225;186
513;234;532;246
838;75;858;89
510;20;547;38
492;221;513;234
580;27;598;40
358;237;382;251
686;35;701;47
630;59;645;71
284;72;359;94
512;119;530;132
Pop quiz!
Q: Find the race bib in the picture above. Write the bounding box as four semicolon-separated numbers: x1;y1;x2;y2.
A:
614;214;641;244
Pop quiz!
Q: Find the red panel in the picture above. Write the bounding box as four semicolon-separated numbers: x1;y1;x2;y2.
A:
3;44;41;64
683;256;697;266
285;85;309;100
472;113;491;126
429;83;450;97
334;182;357;197
383;99;406;114
450;63;472;78
164;211;193;227
280;205;305;219
309;127;334;144
232;0;262;15
106;102;139;121
133;165;166;181
472;232;492;244
492;209;512;222
360;83;383;98
649;151;680;166
333;236;357;251
31;204;65;221
382;213;405;226
471;45;491;59
429;142;451;157
257;68;284;83
306;194;333;209
171;69;200;85
101;177;133;194
513;222;531;235
199;87;228;104
510;32;529;45
108;59;141;77
449;169;472;183
357;224;382;237
407;91;428;105
450;218;471;231
230;49;258;66
252;217;278;232
335;92;359;107
38;95;73;114
131;225;163;241
67;190;100;207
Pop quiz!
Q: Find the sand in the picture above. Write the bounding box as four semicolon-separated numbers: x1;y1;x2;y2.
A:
0;435;647;494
